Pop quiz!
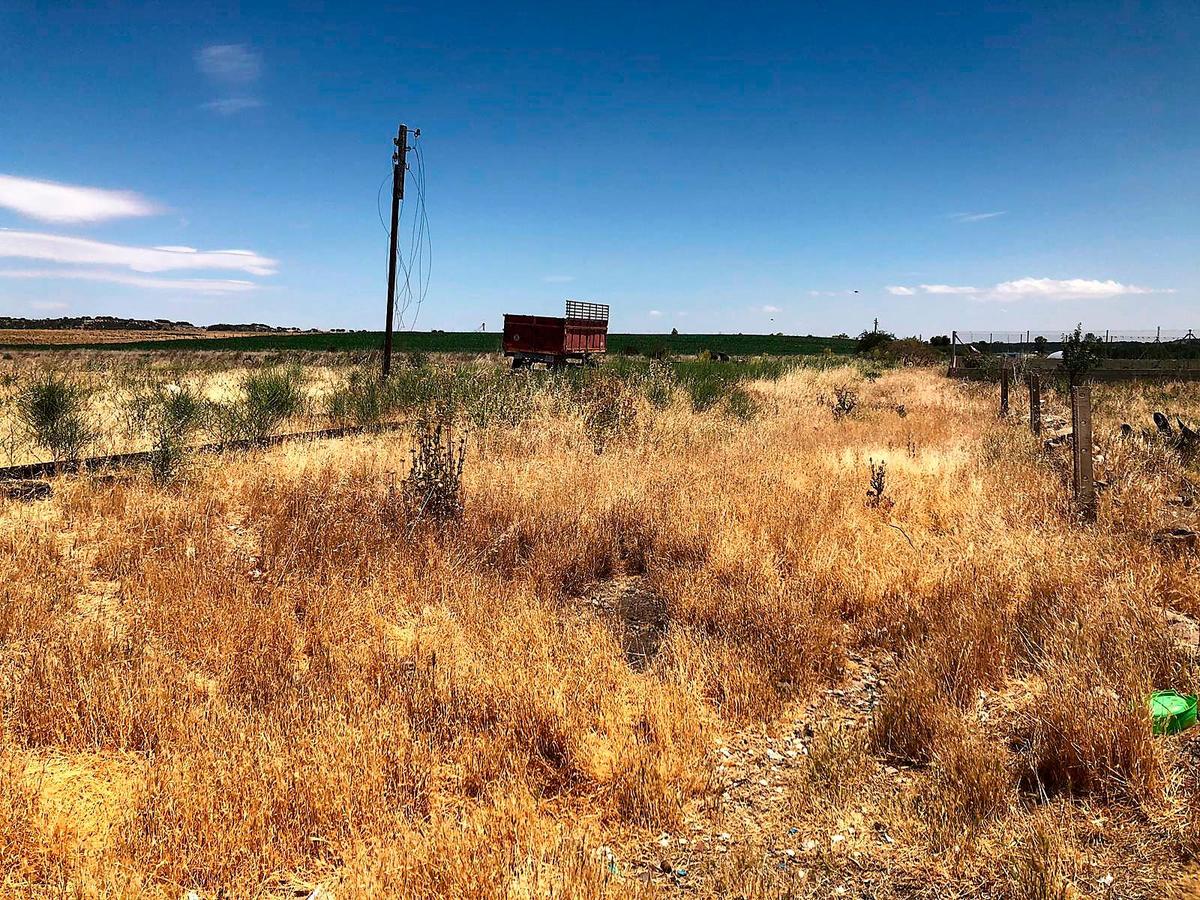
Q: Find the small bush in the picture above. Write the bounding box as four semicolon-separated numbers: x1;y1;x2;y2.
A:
1061;323;1101;386
325;368;393;428
130;384;206;482
16;373;94;463
216;366;306;442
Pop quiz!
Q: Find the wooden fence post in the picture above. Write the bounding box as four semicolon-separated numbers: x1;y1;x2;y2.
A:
1071;383;1096;521
1028;373;1041;435
1000;362;1010;416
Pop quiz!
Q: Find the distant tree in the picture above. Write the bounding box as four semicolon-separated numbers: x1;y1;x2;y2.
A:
671;327;678;335
1033;335;1049;352
1062;323;1102;386
929;335;951;347
856;329;896;353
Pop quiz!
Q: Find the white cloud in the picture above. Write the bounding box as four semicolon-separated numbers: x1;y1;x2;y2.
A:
0;174;160;224
991;277;1155;300
201;97;263;115
30;300;68;311
949;211;1006;223
0;230;277;275
919;284;978;295
197;44;261;83
0;268;258;294
648;309;663;317
761;304;781;313
887;277;1167;302
197;44;263;114
542;274;575;284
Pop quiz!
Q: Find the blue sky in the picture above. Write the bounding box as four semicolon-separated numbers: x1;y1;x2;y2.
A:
0;1;1196;335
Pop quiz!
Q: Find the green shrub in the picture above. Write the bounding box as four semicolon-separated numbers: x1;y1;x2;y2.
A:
129;383;207;482
16;373;95;463
325;368;393;428
856;330;895;353
215;366;306;442
1062;324;1101;386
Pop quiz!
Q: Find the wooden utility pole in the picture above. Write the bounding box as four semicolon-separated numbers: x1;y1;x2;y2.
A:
1028;373;1041;435
382;123;412;379
1071;383;1096;521
1000;362;1010;415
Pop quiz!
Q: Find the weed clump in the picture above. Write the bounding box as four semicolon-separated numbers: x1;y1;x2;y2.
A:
865;458;889;508
831;385;858;418
404;422;466;523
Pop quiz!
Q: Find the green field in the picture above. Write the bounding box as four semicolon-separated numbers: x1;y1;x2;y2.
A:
0;331;856;356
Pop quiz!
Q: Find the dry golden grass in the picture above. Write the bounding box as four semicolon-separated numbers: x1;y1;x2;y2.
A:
1;357;1199;897
0;329;249;346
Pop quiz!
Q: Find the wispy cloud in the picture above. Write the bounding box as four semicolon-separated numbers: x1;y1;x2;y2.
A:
30;300;68;311
197;43;262;114
949;211;1006;223
542;274;575;284
200;97;263;115
0;174;161;224
197;44;261;83
888;277;1168;302
648;309;663;317
0;230;277;275
761;304;781;313
0;268;258;294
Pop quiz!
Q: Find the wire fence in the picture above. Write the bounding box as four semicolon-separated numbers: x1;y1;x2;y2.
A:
954;329;1197;345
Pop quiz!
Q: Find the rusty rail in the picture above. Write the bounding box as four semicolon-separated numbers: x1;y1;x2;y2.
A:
0;421;406;481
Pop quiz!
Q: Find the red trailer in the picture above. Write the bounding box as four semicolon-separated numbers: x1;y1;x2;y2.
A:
503;300;609;368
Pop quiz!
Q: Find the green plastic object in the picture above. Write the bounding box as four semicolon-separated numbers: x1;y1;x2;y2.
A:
1150;691;1197;735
